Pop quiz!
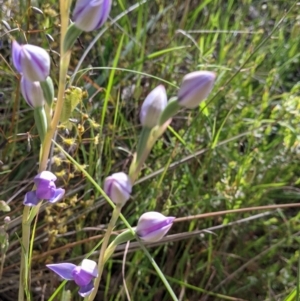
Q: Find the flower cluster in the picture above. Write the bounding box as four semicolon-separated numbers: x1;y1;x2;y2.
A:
17;0;218;299
140;70;216;128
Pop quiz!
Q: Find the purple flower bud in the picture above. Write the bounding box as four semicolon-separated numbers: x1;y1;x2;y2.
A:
104;172;132;205
73;0;112;32
177;71;216;109
20;77;45;108
47;259;98;297
140;85;168;128
12;40;50;82
23;171;65;206
136;212;175;243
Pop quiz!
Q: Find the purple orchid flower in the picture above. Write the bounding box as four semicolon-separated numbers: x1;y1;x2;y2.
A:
73;0;112;32
136;212;175;243
23;171;65;206
104;172;132;205
12;40;50;82
47;259;98;297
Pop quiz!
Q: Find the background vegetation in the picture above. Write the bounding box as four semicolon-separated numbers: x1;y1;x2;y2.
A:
0;0;300;300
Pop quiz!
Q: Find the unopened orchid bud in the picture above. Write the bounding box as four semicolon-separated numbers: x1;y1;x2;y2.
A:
104;172;132;205
73;0;112;32
20;77;45;108
136;212;175;243
12;40;50;81
140;85;168;128
177;71;216;109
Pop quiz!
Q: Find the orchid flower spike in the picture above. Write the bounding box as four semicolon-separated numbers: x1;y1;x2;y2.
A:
104;172;132;205
12;40;50;82
73;0;112;32
136;211;175;243
47;259;98;297
23;171;65;206
177;71;216;109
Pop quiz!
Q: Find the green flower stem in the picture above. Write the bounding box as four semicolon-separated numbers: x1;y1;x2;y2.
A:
87;204;122;301
129;119;172;183
18;206;30;301
39;0;71;173
138;239;179;301
103;229;136;263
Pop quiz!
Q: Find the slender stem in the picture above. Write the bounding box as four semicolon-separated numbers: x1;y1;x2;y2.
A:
137;239;179;301
103;230;136;263
39;0;71;172
130;120;171;183
87;205;122;301
39;56;70;172
18;206;30;301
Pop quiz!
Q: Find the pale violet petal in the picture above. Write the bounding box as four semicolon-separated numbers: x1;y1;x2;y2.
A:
48;188;65;203
78;281;94;297
46;263;76;280
23;191;40;206
81;259;98;277
34;171;57;182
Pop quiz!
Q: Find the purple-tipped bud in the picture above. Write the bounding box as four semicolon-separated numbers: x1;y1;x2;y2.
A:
104;172;132;205
20;77;45;108
47;259;98;297
140;85;168;128
73;0;112;32
177;71;216;109
12;40;50;82
23;171;65;206
136;212;175;243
